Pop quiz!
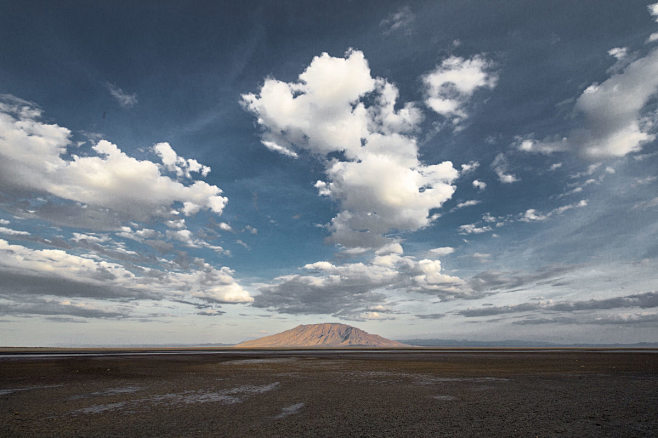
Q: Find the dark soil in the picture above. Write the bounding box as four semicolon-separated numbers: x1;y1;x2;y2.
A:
1;350;657;437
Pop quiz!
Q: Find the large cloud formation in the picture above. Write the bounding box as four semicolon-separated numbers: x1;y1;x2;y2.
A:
0;95;227;221
460;291;658;317
0;95;252;319
242;50;460;250
253;243;466;318
519;47;658;158
0;238;253;317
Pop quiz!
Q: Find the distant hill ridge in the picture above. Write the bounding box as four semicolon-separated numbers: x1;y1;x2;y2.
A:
234;323;408;348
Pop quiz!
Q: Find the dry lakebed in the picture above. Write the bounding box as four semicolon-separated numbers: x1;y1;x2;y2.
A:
1;349;657;437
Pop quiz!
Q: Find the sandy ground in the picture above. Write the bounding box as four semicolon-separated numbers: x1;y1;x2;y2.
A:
1;350;657;437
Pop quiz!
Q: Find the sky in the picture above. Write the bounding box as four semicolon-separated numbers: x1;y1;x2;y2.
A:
1;0;657;346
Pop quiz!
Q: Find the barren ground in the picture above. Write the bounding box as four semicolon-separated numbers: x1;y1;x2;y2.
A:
1;350;657;437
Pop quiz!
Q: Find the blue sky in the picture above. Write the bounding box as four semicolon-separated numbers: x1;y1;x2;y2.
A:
1;0;657;346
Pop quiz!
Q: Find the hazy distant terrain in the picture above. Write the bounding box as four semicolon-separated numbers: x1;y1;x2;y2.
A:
234;323;408;348
400;339;658;348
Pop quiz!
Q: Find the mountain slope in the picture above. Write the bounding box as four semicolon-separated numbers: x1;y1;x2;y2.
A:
234;323;408;348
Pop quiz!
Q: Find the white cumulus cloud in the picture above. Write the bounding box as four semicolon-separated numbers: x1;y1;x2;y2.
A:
0;95;227;222
153;142;211;178
254;249;466;317
454;199;481;210
429;247;454;256
518;47;658;158
0;226;30;236
520;200;588;222
472;179;487;190
649;2;658;22
422;55;497;127
242;50;458;250
458;223;492;235
0;238;252;305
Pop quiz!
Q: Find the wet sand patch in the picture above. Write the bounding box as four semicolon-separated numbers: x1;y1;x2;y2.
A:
275;402;305;419
74;401;127;414
72;382;280;415
69;386;141;400
432;394;457;401
0;384;63;396
222;358;298;365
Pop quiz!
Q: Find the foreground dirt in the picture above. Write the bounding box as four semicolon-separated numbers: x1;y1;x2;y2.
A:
1;351;657;437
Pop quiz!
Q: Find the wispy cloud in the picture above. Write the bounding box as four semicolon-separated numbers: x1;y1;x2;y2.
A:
457;223;492;235
491;153;518;183
519;200;588;222
452;199;481;212
106;83;138;108
380;6;414;35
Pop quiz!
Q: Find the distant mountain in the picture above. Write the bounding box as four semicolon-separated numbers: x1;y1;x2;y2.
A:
234;323;409;348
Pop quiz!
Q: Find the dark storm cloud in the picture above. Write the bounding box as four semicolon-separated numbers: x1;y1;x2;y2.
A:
460;291;658;317
415;313;445;319
171;299;225;316
0;298;128;319
70;234;160;266
468;266;577;293
143;239;175;253
0;270;153;300
0;231;73;251
44;316;88;323
0;199;125;232
0;228;157;274
253;277;387;316
196;310;226;316
171;299;215;310
513;312;658;326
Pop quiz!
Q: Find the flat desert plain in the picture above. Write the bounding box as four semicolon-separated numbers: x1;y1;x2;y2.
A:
1;349;657;437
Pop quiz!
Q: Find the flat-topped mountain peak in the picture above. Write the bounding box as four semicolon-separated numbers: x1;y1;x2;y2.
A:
234;323;408;348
